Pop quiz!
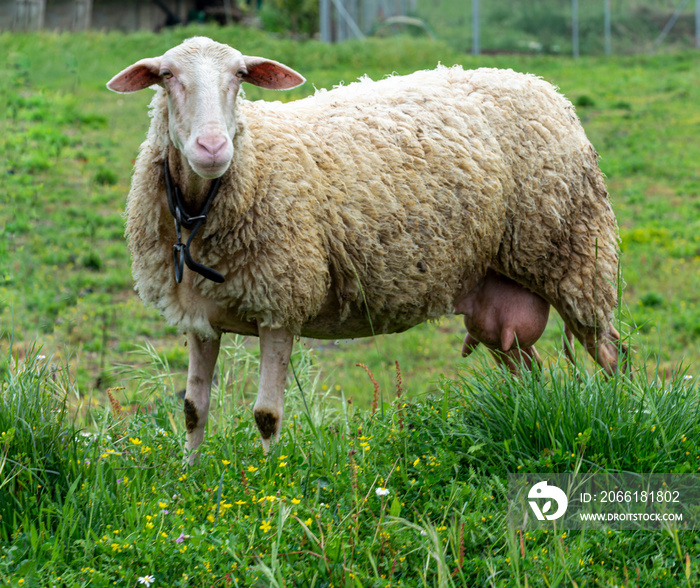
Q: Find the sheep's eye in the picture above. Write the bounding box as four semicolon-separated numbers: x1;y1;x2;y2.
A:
236;69;247;79
160;70;173;79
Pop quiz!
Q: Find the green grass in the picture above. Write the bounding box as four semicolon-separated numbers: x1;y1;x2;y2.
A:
1;343;698;586
1;26;700;407
2;25;700;583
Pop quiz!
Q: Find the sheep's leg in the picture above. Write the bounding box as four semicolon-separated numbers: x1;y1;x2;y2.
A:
184;333;221;464
521;345;543;370
588;324;629;376
461;332;480;357
563;325;576;364
565;321;628;376
488;348;516;374
254;327;294;452
490;345;540;376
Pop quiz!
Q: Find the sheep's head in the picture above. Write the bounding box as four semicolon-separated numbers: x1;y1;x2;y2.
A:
107;37;305;179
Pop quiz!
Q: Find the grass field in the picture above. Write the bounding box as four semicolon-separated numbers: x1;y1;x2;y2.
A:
1;344;699;586
2;24;700;405
1;24;700;586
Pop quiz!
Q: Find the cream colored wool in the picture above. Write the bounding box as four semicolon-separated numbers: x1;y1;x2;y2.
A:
125;65;620;344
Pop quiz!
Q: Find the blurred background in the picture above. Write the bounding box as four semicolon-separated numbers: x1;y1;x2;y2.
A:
5;0;700;55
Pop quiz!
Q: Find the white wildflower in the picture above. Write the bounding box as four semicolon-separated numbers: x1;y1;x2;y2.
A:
375;487;390;497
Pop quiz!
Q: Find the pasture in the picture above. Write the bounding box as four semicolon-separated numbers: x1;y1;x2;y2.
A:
1;24;700;586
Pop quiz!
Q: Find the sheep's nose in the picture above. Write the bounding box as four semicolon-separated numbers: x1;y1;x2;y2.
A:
196;135;227;157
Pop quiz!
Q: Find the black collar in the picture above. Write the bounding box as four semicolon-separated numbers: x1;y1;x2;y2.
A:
164;156;225;284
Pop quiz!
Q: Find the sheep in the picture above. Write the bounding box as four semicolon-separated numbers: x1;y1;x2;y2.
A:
107;36;626;461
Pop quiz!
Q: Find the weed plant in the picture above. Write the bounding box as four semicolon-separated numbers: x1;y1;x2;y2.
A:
0;343;82;544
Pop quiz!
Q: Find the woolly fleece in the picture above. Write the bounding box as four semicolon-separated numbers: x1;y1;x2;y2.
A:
125;65;620;343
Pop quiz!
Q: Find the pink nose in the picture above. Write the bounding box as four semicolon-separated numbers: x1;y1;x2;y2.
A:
196;135;227;158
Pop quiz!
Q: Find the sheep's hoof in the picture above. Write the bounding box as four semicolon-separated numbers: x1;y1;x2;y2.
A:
254;409;278;438
254;409;279;454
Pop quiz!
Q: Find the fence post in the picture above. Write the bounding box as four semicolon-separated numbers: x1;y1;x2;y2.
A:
472;0;480;55
604;0;611;55
696;0;700;48
320;0;331;42
223;0;233;25
362;0;374;35
14;0;46;31
572;0;579;57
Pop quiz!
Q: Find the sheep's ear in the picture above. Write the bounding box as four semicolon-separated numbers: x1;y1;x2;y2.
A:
107;57;163;93
241;56;305;90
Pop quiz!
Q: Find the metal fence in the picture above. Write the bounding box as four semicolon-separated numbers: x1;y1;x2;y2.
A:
322;0;700;55
319;0;418;42
416;0;700;56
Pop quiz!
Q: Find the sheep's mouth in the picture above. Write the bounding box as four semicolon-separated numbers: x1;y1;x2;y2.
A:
190;161;231;179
